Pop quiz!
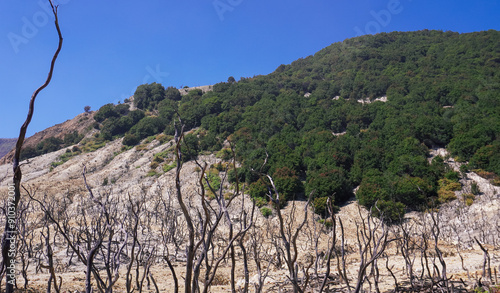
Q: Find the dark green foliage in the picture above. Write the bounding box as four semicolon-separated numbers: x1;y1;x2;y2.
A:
26;30;498;218
471;182;481;195
165;86;182;101
123;133;140;146
94;103;119;122
63;131;83;146
469;143;500;175
20;146;37;161
371;200;405;223
37;137;63;154
248;180;268;202
444;171;461;182
115;103;130;116
273;167;304;199
134;82;166;110
130;116;166;140
260;207;272;218
180;133;200;162
306;167;352;203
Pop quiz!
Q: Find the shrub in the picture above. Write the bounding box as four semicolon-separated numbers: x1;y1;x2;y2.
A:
444;171;460;182
94;103;119;122
313;197;329;216
146;170;158;177
150;161;159;170
318;218;333;228
260;207;273;218
163;163;176;173
156;133;169;144
371;200;405;223
471;182;480;195
123;133;140;146
463;193;475;206
253;196;268;208
165;86;182;101
134;83;166;110
216;148;232;160
438;189;457;203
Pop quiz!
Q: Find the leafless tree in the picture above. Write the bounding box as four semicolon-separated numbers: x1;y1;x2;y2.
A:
352;205;395;293
429;209;450;292
259;169;312;293
317;199;338;293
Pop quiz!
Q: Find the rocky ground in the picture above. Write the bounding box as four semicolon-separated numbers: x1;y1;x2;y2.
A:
0;138;498;292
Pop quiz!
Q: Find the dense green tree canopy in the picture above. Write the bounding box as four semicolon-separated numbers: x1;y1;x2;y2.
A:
38;30;499;217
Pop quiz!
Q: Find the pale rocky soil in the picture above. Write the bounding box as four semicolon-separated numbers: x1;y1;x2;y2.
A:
0;112;96;166
0;137;498;292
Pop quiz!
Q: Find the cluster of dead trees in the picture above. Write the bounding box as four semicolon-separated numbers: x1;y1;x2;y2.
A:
0;124;498;292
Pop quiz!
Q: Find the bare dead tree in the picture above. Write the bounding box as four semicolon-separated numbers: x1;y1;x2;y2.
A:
475;237;492;284
398;218;418;290
352;205;395;293
1;1;62;292
260;170;312;293
429;209;450;292
40;227;62;293
318;199;338;293
249;218;273;293
172;120;197;293
335;216;351;292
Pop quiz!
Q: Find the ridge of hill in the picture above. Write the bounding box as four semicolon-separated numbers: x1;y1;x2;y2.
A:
0;138;16;159
0;112;95;165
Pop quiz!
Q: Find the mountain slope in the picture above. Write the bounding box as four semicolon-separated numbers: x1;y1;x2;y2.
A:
0;112;95;165
0;138;16;159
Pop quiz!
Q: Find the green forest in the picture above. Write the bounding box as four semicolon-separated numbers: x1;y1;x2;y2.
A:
26;30;500;220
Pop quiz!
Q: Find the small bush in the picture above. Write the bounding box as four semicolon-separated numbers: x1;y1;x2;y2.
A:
146;170;158;177
438;178;462;191
216;148;232;161
438;189;457;203
471;182;480;195
123;133;140;146
463;193;475;206
156;133;169;144
260;207;273;218
372;200;405;223
153;155;164;163
444;171;460;182
102;178;108;186
313;197;329;216
318;218;333;228
150;161;159;170
253;196;268;208
163;163;176;173
224;192;233;200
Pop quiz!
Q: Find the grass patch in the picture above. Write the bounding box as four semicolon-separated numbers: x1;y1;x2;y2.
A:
50;148;81;170
146;170;159;177
437;178;461;203
163;162;176;173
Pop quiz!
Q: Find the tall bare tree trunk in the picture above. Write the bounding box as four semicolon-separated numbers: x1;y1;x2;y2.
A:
1;2;62;292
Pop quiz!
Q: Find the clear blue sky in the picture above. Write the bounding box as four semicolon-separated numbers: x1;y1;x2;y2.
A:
1;0;499;138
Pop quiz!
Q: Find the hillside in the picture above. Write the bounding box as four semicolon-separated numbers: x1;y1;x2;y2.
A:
0;138;16;159
0;112;95;165
0;30;499;292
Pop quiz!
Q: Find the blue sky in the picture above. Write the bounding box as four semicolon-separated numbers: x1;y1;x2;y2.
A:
1;0;499;138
